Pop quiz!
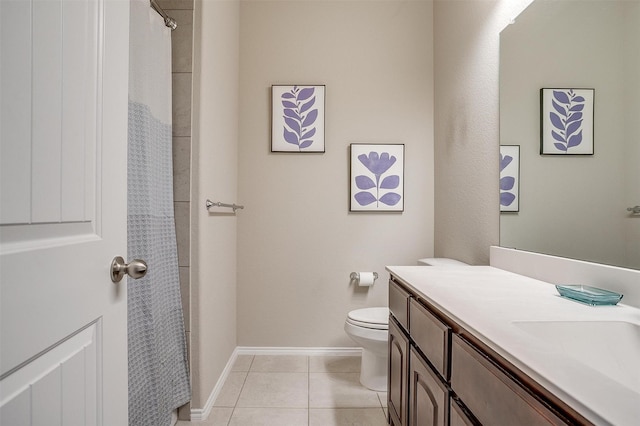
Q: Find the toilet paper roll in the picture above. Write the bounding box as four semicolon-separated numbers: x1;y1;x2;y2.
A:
358;272;376;287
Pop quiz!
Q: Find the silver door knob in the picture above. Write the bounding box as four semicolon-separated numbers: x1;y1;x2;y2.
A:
110;256;147;283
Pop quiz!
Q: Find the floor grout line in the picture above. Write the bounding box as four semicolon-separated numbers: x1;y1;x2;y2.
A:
226;356;253;425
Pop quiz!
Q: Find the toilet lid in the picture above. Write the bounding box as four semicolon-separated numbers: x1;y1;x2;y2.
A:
347;307;389;330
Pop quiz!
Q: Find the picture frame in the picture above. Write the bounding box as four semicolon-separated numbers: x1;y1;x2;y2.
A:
500;145;520;212
271;85;325;152
350;143;404;212
540;88;594;155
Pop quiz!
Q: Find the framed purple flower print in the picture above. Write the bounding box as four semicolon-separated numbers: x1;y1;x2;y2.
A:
350;144;404;212
500;145;519;212
271;85;325;152
540;88;594;155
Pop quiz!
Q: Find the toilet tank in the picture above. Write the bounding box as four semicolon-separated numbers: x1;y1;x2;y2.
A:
417;258;469;267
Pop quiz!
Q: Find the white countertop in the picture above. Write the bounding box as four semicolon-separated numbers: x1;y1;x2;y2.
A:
386;265;640;426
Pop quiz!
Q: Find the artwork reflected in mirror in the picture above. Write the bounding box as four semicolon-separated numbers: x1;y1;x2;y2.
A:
540;88;594;155
500;145;520;213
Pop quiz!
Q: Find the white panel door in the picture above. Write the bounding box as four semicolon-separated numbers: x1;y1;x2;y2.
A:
0;0;129;424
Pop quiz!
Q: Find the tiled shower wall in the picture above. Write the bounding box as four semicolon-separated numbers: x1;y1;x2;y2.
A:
158;0;194;419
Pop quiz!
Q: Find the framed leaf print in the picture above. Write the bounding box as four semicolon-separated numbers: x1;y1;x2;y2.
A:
271;85;325;152
350;144;404;212
540;88;594;155
500;145;519;212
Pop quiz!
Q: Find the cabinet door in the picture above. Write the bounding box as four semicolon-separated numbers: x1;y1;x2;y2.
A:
389;317;409;426
409;347;449;426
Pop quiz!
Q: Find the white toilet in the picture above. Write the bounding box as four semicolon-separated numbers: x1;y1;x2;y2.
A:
344;260;468;392
344;307;389;392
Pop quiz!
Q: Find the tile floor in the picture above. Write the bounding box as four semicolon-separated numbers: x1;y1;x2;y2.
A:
177;355;388;426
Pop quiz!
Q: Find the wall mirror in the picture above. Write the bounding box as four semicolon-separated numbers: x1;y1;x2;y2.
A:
499;0;640;270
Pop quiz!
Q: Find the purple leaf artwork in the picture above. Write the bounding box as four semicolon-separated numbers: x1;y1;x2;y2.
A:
350;144;404;212
282;87;317;149
541;88;594;155
500;155;516;206
272;85;325;152
549;89;584;152
499;145;519;212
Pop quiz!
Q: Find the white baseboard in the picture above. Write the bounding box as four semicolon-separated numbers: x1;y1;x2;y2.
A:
189;346;240;422
236;346;362;357
190;346;362;421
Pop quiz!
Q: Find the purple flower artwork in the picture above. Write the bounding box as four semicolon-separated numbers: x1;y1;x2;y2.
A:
272;85;325;152
541;88;594;155
350;144;404;212
499;145;519;212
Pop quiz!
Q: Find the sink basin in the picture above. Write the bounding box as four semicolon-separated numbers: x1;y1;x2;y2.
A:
512;320;640;393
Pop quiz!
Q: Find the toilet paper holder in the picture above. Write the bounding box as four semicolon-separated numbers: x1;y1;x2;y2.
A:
350;272;379;283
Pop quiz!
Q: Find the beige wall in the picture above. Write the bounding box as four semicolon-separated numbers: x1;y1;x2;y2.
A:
191;0;240;409
237;0;434;347
188;0;541;410
433;0;532;265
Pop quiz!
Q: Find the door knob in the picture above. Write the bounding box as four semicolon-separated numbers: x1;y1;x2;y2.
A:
110;256;148;283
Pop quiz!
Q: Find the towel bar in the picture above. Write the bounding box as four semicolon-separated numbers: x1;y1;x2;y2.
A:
206;199;244;212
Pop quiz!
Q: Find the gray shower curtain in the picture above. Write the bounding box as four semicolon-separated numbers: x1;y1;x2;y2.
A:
127;1;190;425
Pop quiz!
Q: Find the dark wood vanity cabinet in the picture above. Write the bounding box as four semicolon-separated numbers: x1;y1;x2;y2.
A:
388;317;409;426
388;278;451;426
388;276;587;426
388;274;411;426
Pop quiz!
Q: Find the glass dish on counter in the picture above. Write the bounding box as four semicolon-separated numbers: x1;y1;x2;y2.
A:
555;285;623;306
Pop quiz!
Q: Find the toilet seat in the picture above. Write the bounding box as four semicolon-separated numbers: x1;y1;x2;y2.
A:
346;307;389;330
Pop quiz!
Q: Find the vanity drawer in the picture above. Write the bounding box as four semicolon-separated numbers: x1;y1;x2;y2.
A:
409;298;450;380
389;278;411;330
451;335;566;426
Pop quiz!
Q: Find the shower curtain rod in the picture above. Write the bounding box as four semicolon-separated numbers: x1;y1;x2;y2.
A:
150;0;178;30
